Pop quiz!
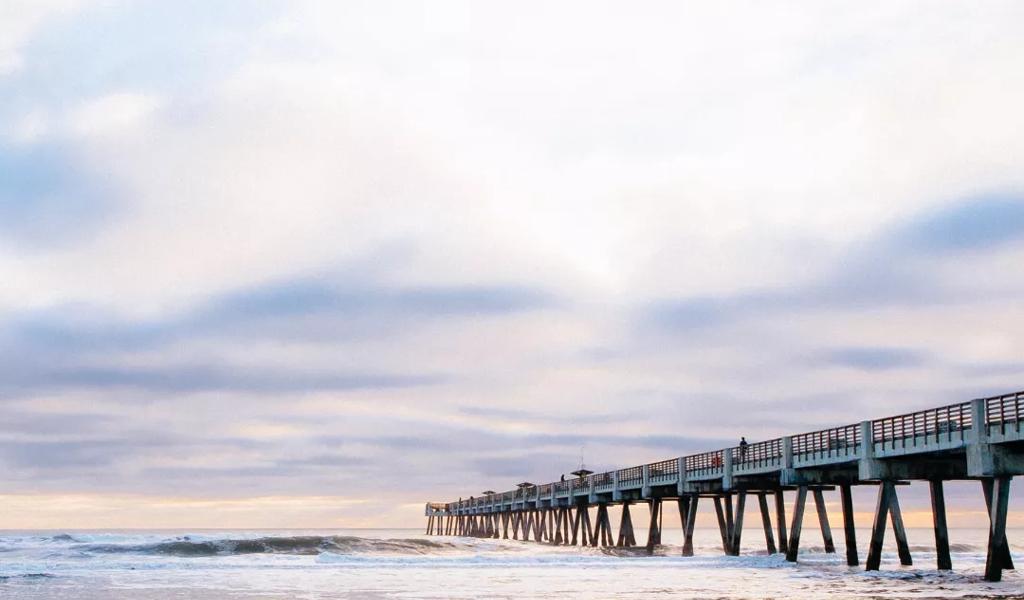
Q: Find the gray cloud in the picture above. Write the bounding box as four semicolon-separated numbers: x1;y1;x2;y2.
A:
816;346;928;371
0;363;444;395
0;274;557;396
644;194;1024;335
893;194;1024;254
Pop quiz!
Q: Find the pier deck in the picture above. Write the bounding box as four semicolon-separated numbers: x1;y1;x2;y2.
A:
425;390;1024;582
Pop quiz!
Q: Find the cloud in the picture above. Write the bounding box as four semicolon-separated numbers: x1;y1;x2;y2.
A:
817;347;928;371
0;363;444;395
0;268;557;395
70;92;161;138
892;194;1024;254
643;193;1024;336
0;0;78;76
0;142;115;247
2;1;1024;527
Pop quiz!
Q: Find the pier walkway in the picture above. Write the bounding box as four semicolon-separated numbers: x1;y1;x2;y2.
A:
425;390;1024;581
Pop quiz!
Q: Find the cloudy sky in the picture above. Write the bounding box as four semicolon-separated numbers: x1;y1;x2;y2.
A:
2;1;1024;528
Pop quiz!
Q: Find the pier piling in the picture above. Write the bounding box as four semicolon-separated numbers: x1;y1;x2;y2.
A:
785;486;807;562
757;492;777;554
646;498;663;553
682;496;698;556
775;490;788;554
983;477;1013;581
812;489;835;554
929;480;951;570
839;484;858;566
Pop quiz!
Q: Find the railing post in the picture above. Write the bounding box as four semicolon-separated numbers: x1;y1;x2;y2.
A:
967;397;996;477
858;420;884;480
613;471;622;501
970;398;988;443
723;449;734;490
782;436;793;468
676;457;687;495
642;465;651;498
859;421;873;459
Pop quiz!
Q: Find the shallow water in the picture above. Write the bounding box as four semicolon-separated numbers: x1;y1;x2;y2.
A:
1;527;1022;598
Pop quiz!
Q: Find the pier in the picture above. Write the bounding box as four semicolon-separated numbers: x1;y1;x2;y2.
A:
425;390;1024;581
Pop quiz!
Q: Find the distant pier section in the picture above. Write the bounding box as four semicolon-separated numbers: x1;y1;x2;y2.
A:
426;390;1024;582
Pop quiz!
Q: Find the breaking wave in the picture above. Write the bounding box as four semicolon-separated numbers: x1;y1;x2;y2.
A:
0;573;55;581
75;535;456;557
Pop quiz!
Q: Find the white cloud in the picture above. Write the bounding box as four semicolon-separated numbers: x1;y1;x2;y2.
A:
69;91;162;138
0;0;79;75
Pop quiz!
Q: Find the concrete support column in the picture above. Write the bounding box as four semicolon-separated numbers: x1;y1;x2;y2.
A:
730;492;746;556
646;498;662;554
985;477;1013;582
812;489;835;553
840;484;858;566
713;496;730;554
682;496;699;557
757;493;777;554
642;464;651;498
930;480;952;570
785;486;808;562
982;478;1015;574
612;471;622;501
775;490;789;554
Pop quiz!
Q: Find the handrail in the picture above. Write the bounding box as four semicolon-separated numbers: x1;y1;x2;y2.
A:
685;449;723;472
986;391;1024;435
872;401;971;447
792;423;860;456
436;389;1024;510
647;458;679;480
731;438;781;464
617;465;643;486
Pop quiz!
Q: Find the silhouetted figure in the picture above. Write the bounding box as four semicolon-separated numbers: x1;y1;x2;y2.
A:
560;474;565;482
739;437;749;461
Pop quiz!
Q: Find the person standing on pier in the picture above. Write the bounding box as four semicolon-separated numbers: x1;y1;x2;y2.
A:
739;437;749;462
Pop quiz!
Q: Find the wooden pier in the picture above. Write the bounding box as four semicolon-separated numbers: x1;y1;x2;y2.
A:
425;390;1024;582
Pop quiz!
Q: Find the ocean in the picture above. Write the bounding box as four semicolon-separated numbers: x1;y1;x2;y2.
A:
1;527;1021;598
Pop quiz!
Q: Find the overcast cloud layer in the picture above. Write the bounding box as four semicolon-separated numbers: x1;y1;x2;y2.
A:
2;1;1024;528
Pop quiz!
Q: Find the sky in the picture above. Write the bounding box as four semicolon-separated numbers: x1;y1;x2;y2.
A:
2;0;1024;529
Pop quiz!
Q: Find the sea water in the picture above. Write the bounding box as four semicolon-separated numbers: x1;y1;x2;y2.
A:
1;527;1022;598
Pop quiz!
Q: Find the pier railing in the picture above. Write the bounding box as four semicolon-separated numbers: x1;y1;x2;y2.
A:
435;389;1024;514
792;423;860;466
685;450;724;480
592;471;614;491
647;458;679;484
617;466;643;488
871;401;971;456
986;390;1023;439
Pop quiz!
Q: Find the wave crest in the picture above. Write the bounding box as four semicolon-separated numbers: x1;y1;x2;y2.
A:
76;536;455;557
